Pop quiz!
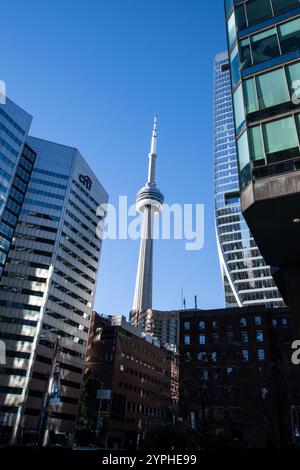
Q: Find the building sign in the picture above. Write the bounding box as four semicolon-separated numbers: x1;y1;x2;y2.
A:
79;174;92;191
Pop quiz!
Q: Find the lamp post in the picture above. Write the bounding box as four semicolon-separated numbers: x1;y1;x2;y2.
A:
36;330;60;446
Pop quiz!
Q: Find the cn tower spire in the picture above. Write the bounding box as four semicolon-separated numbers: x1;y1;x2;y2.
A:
130;115;164;328
148;114;158;185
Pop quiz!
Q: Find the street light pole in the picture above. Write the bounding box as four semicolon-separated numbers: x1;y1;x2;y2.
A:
36;334;60;446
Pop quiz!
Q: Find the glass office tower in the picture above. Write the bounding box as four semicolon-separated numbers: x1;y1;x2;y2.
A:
224;1;300;316
214;51;283;307
0;99;35;281
0;137;108;445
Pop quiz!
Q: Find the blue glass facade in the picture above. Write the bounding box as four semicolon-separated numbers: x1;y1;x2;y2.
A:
225;0;300;189
0;99;34;280
214;52;283;307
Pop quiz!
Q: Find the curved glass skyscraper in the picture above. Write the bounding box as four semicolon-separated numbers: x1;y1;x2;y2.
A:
214;51;283;308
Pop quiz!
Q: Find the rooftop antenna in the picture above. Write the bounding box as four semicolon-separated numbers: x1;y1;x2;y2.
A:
195;295;198;310
181;288;184;309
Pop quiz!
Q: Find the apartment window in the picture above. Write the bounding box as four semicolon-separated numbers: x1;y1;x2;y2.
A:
287;62;300;99
184;335;190;345
282;318;288;327
256;68;289;109
255;316;262;326
258;349;265;361
199;335;206;345
246;0;273;27
212;352;217;363
279;17;300;55
233;84;246;131
256;330;264;342
198;352;208;362
227;332;235;343
241;331;249;343
263;116;299;163
237;131;251;189
202;370;209;382
212;333;220;344
240;38;252;69
199;321;205;330
240;318;247;327
230;44;241;88
236;3;247;31
249;126;265;167
251;28;280;65
244;78;258;114
272;0;300;15
227;12;237;49
212;320;219;329
242;350;249;361
184;321;190;330
272;319;278;327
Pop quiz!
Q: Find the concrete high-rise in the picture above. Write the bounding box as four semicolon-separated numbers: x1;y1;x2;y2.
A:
0;135;108;445
224;1;300;330
214;52;283;308
130;116;164;328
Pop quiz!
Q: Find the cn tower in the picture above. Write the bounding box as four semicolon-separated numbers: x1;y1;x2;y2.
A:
130;115;164;327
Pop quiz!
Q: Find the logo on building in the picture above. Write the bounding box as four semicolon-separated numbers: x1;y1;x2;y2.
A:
79;174;92;191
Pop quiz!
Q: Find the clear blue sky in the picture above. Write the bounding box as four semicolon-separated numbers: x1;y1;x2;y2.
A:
1;0;227;316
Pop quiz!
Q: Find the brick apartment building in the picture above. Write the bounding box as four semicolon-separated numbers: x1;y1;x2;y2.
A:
179;306;300;449
82;313;179;449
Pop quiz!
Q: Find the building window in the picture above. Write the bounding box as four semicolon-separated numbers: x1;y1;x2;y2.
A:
241;331;249;343
251;28;280;66
184;335;190;345
184;321;190;330
202;370;209;381
227;332;235;343
287;62;300;100
244;77;258;114
272;319;278;327
258;349;265;361
255;316;262;326
227;11;237;49
237;131;251;189
279;17;300;55
230;44;241;88
212;352;217;363
225;0;234;17
242;350;249;361
256;68;290;110
240;318;247;327
263;116;299;164
282;318;288;327
198;352;208;362
199;335;206;345
233;84;246;131
246;0;273;27
249;126;265;167
199;321;205;330
212;320;219;329
240;38;252;69
236;3;247;31
272;0;300;16
212;333;220;344
256;330;264;342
